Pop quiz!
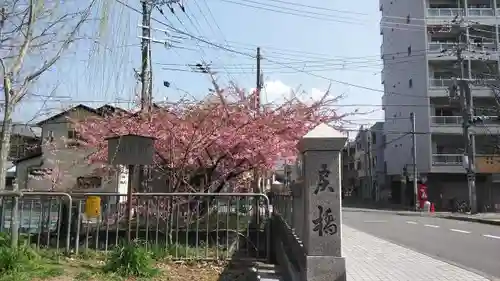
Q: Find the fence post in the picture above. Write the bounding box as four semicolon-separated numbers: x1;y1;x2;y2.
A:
10;180;20;248
298;123;347;281
291;180;303;240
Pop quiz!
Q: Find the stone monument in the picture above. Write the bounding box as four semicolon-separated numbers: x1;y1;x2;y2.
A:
298;123;347;281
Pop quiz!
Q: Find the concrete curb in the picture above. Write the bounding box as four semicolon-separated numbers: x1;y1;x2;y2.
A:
437;215;500;226
343;207;500;226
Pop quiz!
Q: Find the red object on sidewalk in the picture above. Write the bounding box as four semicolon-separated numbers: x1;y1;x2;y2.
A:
430;203;435;213
418;183;428;209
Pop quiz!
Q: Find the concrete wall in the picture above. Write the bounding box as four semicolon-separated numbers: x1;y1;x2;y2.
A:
381;0;431;176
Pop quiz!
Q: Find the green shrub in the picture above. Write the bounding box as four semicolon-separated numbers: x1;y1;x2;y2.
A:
0;247;28;274
103;241;159;278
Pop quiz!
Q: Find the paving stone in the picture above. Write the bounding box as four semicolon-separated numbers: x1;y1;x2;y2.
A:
342;225;491;281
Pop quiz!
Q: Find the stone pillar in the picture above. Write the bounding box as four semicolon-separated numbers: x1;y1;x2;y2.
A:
299;123;347;281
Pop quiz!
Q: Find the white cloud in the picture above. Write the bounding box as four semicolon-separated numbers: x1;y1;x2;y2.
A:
261;80;327;105
262;80;292;104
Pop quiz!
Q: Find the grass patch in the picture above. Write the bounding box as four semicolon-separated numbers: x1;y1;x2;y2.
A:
0;232;246;281
0;245;64;281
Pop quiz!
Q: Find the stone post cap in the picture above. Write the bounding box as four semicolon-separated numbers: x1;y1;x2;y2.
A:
298;123;347;152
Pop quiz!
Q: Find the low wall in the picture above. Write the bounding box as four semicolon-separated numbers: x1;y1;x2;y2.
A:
271;214;304;281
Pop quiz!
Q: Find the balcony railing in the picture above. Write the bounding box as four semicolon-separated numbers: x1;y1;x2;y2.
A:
470;41;496;52
428;41;455;54
431;115;499;125
467;8;494;17
432;154;463;165
429;78;454;88
431;116;462;125
427;8;464;17
429;77;496;88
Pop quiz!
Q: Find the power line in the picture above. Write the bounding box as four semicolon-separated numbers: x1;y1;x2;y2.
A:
115;0;500;101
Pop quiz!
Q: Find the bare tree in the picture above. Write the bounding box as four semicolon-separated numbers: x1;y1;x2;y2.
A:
0;0;98;193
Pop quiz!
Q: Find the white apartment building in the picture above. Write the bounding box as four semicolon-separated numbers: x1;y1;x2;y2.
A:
380;0;500;211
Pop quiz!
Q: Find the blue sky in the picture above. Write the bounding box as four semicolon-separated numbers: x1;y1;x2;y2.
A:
17;0;384;133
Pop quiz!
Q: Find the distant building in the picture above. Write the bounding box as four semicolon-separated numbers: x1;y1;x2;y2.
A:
349;122;386;201
15;104;129;193
1;123;42;189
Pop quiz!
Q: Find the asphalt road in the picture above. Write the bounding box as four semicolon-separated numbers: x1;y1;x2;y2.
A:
342;210;500;279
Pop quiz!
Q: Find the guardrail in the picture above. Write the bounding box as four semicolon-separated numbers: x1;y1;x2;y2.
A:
0;191;270;261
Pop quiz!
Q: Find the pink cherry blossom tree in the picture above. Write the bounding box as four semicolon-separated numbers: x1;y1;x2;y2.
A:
56;79;348;238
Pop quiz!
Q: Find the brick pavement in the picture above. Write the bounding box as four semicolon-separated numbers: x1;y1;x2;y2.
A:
342;225;492;281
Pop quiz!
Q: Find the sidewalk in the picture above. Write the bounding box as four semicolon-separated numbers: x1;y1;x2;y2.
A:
342;225;493;281
343;207;500;226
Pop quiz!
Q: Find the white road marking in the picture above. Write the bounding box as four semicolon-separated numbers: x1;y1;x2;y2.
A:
363;220;387;223
483;234;500;240
424;224;440;228
406;221;417;224
450;229;471;234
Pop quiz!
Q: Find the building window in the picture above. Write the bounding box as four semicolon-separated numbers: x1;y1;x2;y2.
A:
67;130;81;148
45;131;54;143
77;176;101;190
371;132;376;144
409;78;413;88
67;130;79;139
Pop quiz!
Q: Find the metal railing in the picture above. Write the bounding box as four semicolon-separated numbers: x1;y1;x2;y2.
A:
470;41;496;52
431;115;499;125
431;116;462;125
427;8;464;17
0;192;271;261
428;42;456;54
432;154;463;165
429;78;454;88
467;8;495;17
428;41;496;54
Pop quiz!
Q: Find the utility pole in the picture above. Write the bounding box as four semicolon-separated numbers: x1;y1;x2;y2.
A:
140;0;152;112
256;47;261;100
253;47;262;194
410;112;418;211
253;47;262;222
449;20;478;214
366;131;374;201
460;79;478;214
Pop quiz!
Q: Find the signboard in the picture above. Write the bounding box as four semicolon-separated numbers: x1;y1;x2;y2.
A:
85;196;101;218
106;134;155;165
475;155;500;173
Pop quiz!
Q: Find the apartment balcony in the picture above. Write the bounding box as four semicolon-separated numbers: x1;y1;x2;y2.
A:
432;154;500;174
467;7;497;24
427;8;464;18
428;77;496;97
468;8;495;17
427;41;496;60
428;42;455;59
426;8;464;25
430;115;500;134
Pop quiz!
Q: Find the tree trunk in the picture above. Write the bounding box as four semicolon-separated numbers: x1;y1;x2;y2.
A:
0;106;13;231
0;111;13;191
